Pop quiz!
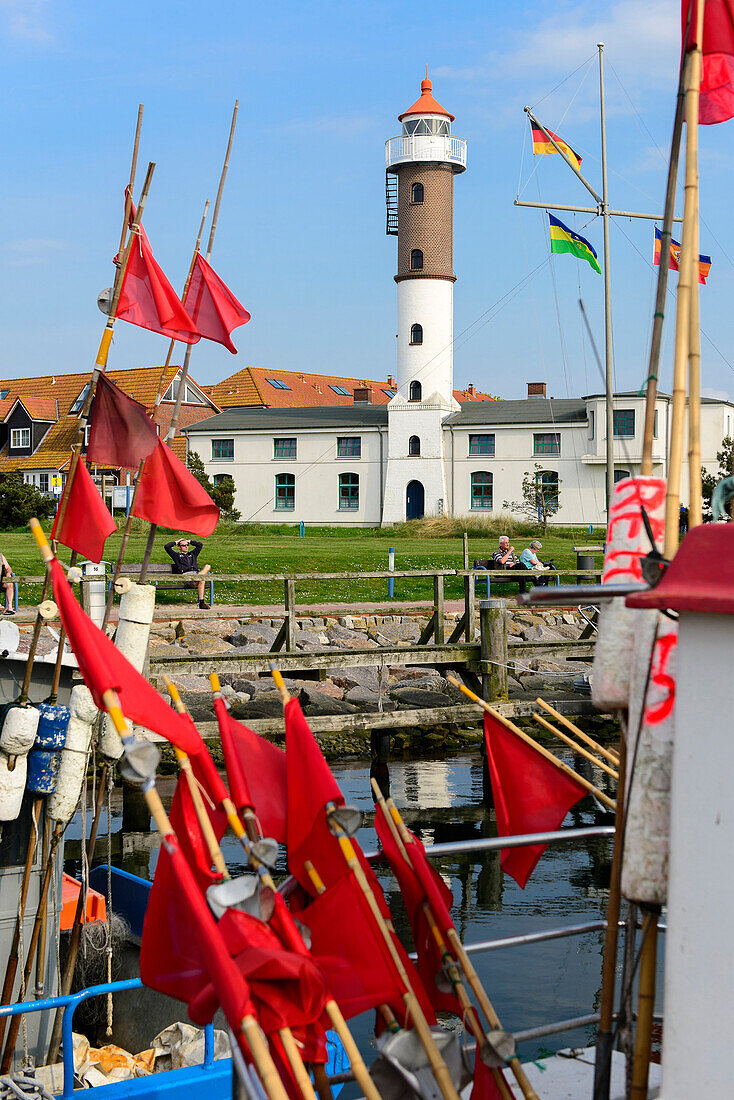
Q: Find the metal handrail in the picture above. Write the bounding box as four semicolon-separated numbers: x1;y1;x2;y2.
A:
364;825;615;862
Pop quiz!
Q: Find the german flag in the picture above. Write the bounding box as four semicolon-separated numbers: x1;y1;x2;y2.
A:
531;120;582;172
653;226;711;285
548;214;601;275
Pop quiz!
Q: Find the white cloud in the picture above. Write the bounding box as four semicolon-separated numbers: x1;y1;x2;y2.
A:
702;387;731;401
0;0;51;42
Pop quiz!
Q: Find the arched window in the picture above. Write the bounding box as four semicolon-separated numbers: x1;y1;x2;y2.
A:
409;435;421;456
339;472;359;510
410;182;424;204
275;472;295;511
410;249;423;271
471;471;493;511
213;473;234;487
614;469;631;484
409;380;422;402
410;323;423;345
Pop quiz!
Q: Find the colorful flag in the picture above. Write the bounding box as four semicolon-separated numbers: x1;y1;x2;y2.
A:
50;459;116;564
471;1051;507;1100
50;557;202;756
683;0;734;124
483;712;587;888
116;196;200;345
131;439;219;537
531;120;583;171
653;226;712;284
183;253;251;354
87;373;159;468
212;694;287;843
548;214;601;274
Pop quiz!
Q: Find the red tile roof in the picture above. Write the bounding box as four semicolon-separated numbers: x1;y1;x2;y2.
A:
398;77;455;122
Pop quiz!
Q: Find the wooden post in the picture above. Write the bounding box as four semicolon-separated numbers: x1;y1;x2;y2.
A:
285;577;296;651
688;181;702;527
463;572;475;644
480;599;507;702
629;906;661;1100
462;532;469;571
434;573;444;645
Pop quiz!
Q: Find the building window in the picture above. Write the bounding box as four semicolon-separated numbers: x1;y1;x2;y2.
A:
471;471;493;510
213;473;234;487
274;437;297;459
468;434;495;456
410;182;424;204
275;473;295;510
613;409;635;437
588;410;595;439
39;473;49;493
163;379;207;405
10;428;30;449
267;378;292;391
337;437;361;457
338;472;359;510
536;470;560;511
410;249;423;271
329;385;352;396
212;438;234;461
614;469;631;484
654;409;659;439
409;435;421;456
70;383;90;414
382;388;397;398
410;323;423;345
533;432;560;455
409;381;422;402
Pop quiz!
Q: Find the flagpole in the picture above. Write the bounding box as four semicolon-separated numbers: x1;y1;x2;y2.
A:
532;714;619;778
118;105;144;259
687;161;703;527
597;43;615;514
535;698;620;765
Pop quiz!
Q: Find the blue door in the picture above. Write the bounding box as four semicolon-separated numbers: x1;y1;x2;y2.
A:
406;480;424;520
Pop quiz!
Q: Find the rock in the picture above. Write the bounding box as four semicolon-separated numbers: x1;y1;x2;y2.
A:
225;642;271;656
173;678;213;696
326;625;379;649
149;643;187;657
388;687;453;708
328;666;380;693
231;692;286;719
396;667;441;681
519;624;543;641
185;635;236;656
368;622;421;644
343;687;397;712
294;630;328;651
298;687;358;715
562;612;578;625
228;622;279;646
305;679;343;700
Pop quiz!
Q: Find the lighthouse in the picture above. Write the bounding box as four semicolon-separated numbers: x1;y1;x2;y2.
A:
382;76;467;523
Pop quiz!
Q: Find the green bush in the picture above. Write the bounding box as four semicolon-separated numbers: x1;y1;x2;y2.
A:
0;473;56;530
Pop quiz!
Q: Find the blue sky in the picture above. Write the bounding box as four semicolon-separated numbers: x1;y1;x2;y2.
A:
2;0;733;403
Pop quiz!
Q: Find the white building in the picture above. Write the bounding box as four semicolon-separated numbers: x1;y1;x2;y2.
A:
184;78;733;527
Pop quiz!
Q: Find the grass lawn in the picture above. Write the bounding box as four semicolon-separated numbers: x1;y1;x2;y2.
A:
1;520;605;607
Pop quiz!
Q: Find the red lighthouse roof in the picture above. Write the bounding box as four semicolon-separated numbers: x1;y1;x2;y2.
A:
398;76;455;122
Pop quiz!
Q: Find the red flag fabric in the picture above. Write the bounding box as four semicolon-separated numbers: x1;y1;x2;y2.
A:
87;373;159;468
131;439;219;537
50;557;202;756
183;253;251;354
117;216;200;344
284;697;345;892
683;0;734;123
471;1051;506;1100
213;696;287;842
167;764;229;894
483;713;586;888
50;459;115;564
374;812;460;1015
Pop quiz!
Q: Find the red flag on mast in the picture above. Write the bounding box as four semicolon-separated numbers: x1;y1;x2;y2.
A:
183;253;251;353
212;695;287;843
87;373;159;468
683;0;734;124
483;712;587;888
131;439;219;537
50;459;116;564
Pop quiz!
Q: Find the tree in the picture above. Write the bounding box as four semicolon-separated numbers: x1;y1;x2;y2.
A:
0;472;56;529
503;464;561;532
702;436;734;520
186;450;241;521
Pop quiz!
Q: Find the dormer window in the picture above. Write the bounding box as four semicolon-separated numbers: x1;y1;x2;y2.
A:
10;428;30;449
70;383;90;415
410;182;424;204
410;250;423;271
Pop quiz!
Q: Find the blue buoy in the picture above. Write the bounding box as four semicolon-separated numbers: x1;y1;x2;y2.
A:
27;702;70;795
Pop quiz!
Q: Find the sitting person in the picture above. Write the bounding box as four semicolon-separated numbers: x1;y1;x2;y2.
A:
164;538;212;609
520;540;555;586
491;535;523;570
0;551;15;614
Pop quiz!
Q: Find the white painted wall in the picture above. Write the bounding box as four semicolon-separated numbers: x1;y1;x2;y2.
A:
382;394;451;523
396;279;454;405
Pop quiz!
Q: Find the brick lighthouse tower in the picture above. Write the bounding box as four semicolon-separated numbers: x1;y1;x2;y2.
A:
382;75;467;523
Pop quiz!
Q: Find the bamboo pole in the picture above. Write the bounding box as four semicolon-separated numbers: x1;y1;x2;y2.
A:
641;54;688;474
447;676;616;811
687;183;702;527
117;105;144;259
532;714;619;780
101;690;290;1100
535;698;619;765
593;733;628;1100
629;907;660;1100
18;566;53;704
664;2;705;557
0;799;42;1047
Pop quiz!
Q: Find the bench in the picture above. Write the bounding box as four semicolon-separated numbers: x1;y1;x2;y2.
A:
471;566;561;598
110;563;215;605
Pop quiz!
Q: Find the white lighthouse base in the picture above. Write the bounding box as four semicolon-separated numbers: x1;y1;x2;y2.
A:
382;392;452;524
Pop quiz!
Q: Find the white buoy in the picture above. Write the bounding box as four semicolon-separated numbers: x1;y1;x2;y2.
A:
99;584;156;760
0;751;27;821
0;704;40;757
48;685;97;824
592;476;667;711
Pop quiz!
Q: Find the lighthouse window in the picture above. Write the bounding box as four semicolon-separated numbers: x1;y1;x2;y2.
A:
410;249;424;271
410;182;424;204
410;324;423;345
471;472;493;511
409;435;421;456
409;381;422;402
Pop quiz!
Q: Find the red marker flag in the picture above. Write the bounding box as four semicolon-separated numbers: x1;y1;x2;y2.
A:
132;439;219;537
471;1051;507;1100
683;0;734;124
183;253;251;354
50;557;202;756
87;373;159;468
213;695;287;843
483;712;586;888
51;459;116;564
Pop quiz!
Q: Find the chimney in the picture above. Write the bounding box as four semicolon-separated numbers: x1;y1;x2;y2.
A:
387;375;396;388
353;386;373;405
467;383;477;398
527;381;547;398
